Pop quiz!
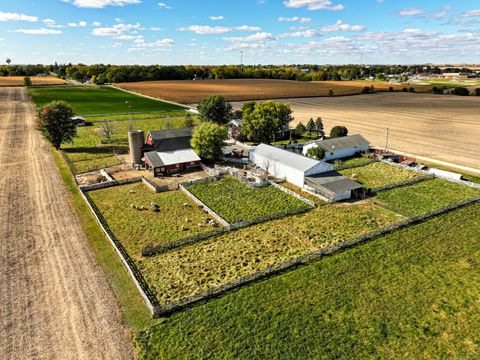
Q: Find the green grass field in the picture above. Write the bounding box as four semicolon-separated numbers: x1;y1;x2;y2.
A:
134;202;399;304
29;85;185;115
89;183;215;254
333;156;376;169
375;179;479;217
340;162;421;189
136;203;480;359
63;114;193;173
186;177;308;223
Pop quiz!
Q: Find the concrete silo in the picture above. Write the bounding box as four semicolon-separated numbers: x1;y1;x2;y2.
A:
128;130;145;166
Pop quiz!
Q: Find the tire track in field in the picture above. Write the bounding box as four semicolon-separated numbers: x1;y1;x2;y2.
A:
0;87;133;360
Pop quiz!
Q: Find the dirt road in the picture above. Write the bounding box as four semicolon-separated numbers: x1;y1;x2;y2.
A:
0;88;133;359
233;93;480;170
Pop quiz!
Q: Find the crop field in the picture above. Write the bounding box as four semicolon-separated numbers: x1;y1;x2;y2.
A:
137;203;480;359
29;85;185;115
339;162;421;189
375;179;479;216
89;183;214;254
133;202;399;304
115;79;431;104
186;177;308;223
0;76;66;86
232;93;480;170
62;113;193;173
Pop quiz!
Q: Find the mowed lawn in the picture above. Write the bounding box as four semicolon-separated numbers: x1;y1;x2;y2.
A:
186;176;308;223
136;202;399;304
136;203;480;359
375;179;480;217
62;113;193;173
340;162;421;189
29;85;185;115
89;183;214;254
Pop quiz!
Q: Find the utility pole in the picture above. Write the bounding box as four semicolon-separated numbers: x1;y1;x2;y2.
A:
384;128;389;153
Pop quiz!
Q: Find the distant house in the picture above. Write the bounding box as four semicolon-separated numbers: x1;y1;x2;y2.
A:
143;128;201;177
227;118;243;139
302;134;370;161
70;115;86;127
249;143;362;202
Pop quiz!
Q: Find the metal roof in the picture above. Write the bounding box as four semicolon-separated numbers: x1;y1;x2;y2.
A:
314;134;370;152
158;148;201;167
149;127;194;152
144;151;164;168
252;143;321;172
306;171;363;194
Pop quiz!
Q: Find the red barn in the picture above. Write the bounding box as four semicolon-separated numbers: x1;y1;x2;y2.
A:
144;128;201;177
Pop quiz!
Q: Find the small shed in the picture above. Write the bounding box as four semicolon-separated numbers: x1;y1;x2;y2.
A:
303;134;370;160
70;116;86;127
305;171;364;202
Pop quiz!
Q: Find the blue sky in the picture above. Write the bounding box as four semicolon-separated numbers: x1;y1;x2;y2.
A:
0;0;479;65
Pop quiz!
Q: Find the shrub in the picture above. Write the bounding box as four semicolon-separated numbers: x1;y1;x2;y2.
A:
306;146;325;160
408;87;415;93
475;88;480;96
402;87;408;92
330;126;348;138
432;87;444;95
388;87;394;92
23;76;32;86
361;86;371;94
451;87;470;96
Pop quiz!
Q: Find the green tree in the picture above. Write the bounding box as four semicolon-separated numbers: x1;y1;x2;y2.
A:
306;146;325;160
328;90;334;96
315;117;324;137
432;87;444;95
197;95;232;124
241;101;293;143
36;101;77;150
451;87;470;96
100;120;115;143
23;76;32;86
191;122;227;162
306;118;316;136
475;88;480;96
184;113;194;127
330;126;348;138
293;122;306;138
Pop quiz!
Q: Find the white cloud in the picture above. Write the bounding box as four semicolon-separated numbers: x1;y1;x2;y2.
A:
180;24;261;34
0;12;38;22
321;20;366;32
43;18;64;28
460;10;480;17
235;25;262;31
62;0;141;9
283;0;345;11
223;32;275;42
12;28;62;35
397;8;424;16
158;2;172;9
68;21;88;27
91;22;141;36
209;16;225;21
92;21;102;27
150;27;162;31
127;38;174;51
278;16;311;23
180;25;231;34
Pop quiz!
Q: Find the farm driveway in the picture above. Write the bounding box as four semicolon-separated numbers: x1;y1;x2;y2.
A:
0;88;133;359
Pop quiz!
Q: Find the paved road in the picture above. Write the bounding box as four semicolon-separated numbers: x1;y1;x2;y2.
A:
0;88;133;359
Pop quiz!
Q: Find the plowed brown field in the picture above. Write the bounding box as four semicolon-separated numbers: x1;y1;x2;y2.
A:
0;87;132;359
0;76;66;86
115;79;431;104
233;93;480;170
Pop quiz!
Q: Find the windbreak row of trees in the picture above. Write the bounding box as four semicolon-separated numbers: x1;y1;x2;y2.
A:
5;63;470;83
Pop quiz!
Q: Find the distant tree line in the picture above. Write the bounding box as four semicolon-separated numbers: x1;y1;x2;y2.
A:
2;63;464;83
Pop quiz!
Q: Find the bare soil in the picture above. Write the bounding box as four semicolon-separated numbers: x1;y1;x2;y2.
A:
115;79;431;104
234;92;480;169
0;88;133;359
0;76;66;87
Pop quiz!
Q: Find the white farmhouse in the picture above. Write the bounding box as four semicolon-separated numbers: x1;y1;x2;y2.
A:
249;144;363;202
303;134;370;161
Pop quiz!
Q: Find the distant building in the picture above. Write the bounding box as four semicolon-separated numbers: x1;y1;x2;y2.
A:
143;128;201;177
302;134;370;161
70;116;86;126
249;143;362;202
